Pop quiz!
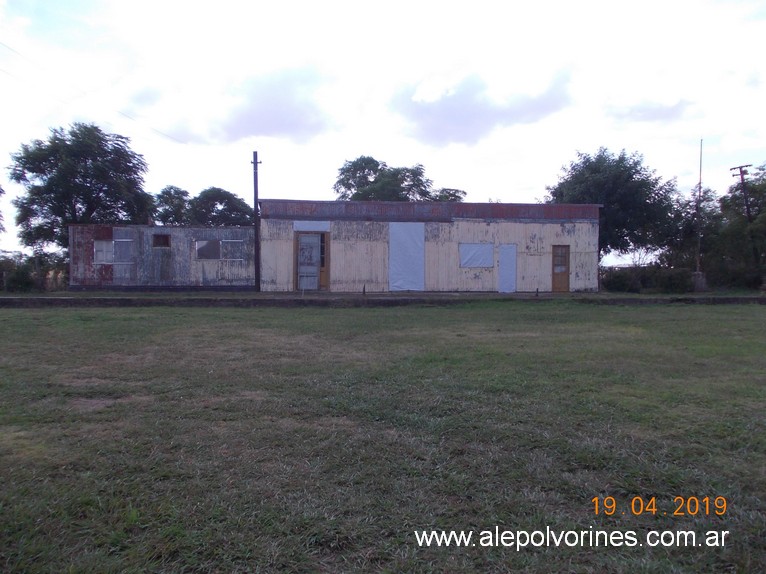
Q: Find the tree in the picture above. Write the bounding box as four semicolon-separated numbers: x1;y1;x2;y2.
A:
0;184;5;232
333;156;466;202
189;187;254;226
9;123;153;252
659;187;722;271
545;148;677;258
154;185;191;225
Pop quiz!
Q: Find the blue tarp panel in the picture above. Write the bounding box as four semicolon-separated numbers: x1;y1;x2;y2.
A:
459;243;494;268
389;222;425;291
498;244;517;293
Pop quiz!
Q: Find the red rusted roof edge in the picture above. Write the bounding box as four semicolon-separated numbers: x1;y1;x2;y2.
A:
259;200;600;222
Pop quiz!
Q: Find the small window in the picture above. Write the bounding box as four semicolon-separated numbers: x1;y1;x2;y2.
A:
94;240;114;263
94;239;134;263
196;240;221;260
153;234;171;248
552;245;569;273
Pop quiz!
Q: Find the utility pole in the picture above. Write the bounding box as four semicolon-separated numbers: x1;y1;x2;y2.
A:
253;151;262;291
695;139;703;274
730;163;760;271
730;164;753;223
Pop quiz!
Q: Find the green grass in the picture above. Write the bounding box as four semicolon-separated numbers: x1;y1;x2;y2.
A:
0;301;764;573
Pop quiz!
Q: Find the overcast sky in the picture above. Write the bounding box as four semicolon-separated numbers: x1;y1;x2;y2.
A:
1;0;765;253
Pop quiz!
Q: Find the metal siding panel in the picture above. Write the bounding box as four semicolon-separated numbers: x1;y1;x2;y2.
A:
259;220;294;291
330;241;389;292
186;227;255;287
329;221;388;292
425;222;497;292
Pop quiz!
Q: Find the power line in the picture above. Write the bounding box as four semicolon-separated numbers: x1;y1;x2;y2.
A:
0;39;187;145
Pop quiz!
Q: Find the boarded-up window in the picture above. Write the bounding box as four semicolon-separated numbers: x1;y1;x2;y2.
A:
94;240;134;263
196;239;245;260
459;243;494;268
153;234;171;247
221;240;244;260
196;240;221;260
94;240;114;263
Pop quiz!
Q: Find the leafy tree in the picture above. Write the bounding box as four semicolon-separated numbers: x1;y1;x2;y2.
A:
154;185;191;225
9;123;153;251
0;184;5;232
545;148;677;258
333;156;466;202
189;187;254;226
659;187;722;271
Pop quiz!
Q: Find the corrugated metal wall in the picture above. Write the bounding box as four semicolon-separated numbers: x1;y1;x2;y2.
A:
330;221;389;292
422;220;598;292
258;218;599;293
70;225;256;288
70;203;599;292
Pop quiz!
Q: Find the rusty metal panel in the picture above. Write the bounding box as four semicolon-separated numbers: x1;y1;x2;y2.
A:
69;211;599;292
260;200;600;223
69;225;116;287
331;221;387;242
70;224;257;288
185;227;256;287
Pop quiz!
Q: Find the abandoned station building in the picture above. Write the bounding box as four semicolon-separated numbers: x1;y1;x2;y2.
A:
69;200;600;293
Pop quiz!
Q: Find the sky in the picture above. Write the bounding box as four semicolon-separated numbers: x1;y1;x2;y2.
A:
1;0;765;255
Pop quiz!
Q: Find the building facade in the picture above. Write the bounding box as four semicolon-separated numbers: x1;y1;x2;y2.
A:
69;224;257;288
69;200;600;292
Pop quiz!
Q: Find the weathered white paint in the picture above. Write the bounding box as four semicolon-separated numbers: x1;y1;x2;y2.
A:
293;221;331;232
258;217;599;293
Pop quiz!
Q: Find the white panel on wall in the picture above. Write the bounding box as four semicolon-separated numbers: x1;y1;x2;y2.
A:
389;222;425;291
459;243;494;268
498;244;517;293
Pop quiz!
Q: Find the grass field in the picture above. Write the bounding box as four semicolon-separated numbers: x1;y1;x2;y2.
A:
0;301;764;573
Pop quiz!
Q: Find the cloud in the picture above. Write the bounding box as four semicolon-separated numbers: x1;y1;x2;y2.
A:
391;73;571;146
216;68;331;143
123;88;162;117
609;100;692;122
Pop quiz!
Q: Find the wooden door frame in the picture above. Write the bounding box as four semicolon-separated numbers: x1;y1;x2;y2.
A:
294;232;330;291
551;244;570;293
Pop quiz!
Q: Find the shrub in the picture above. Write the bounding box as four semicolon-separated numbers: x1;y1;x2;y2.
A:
601;267;641;293
5;266;35;292
602;266;693;294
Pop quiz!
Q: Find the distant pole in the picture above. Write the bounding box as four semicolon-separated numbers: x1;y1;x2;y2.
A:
253;151;262;291
730;164;753;222
730;163;760;269
695;139;703;273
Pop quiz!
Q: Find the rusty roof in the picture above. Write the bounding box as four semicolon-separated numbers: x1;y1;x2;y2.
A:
259;200;600;222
